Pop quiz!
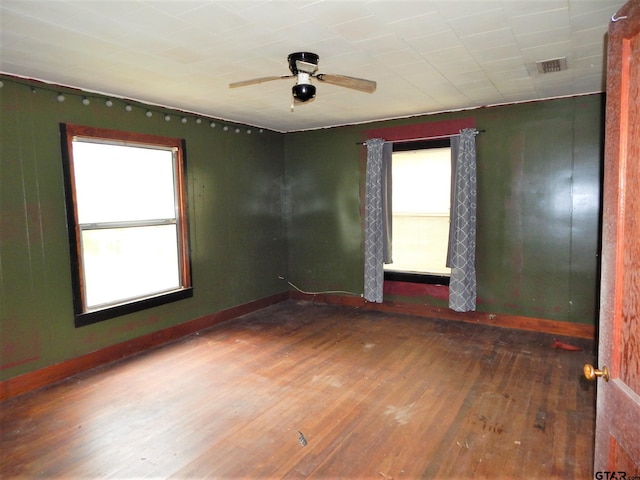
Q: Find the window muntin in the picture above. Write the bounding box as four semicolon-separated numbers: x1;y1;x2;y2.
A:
61;124;192;326
384;140;452;277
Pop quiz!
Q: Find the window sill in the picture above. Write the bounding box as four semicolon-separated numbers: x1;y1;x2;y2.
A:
384;270;450;286
74;287;193;327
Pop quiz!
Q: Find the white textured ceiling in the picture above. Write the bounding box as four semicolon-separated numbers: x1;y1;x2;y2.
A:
0;0;625;132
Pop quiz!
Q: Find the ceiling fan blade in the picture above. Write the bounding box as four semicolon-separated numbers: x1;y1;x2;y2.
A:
316;74;377;93
229;75;292;88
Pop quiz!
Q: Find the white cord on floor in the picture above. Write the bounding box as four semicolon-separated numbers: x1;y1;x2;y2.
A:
279;276;362;297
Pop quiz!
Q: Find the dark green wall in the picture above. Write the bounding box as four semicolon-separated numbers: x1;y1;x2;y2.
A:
0;74;604;382
285;95;603;325
284;127;365;296
0;77;287;381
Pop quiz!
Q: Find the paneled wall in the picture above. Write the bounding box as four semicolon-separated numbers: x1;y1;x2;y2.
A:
1;74;604;383
285;95;603;325
0;77;287;381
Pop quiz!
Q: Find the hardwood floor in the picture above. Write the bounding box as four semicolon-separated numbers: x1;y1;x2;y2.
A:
0;300;596;479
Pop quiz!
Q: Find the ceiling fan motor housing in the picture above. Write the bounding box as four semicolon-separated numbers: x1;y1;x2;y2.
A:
288;52;319;74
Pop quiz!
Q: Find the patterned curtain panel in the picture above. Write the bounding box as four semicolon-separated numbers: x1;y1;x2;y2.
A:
447;128;478;312
364;138;386;303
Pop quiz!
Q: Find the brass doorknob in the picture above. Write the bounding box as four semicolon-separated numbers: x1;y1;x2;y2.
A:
584;364;610;382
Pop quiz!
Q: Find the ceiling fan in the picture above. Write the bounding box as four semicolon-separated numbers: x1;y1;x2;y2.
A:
229;52;377;107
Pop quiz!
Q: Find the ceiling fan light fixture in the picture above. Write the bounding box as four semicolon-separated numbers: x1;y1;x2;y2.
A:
292;72;315;102
292;83;316;102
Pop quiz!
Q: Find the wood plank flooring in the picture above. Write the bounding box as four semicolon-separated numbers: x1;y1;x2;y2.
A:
0;300;596;479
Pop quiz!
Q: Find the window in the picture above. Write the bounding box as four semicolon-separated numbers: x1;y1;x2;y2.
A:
384;139;451;279
60;124;192;326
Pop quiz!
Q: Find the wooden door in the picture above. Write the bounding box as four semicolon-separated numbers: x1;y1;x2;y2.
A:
594;0;640;474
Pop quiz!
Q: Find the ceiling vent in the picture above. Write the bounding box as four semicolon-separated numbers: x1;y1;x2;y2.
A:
536;57;568;74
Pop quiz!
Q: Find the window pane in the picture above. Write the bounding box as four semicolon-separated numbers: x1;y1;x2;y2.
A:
385;146;451;276
388;216;451;274
81;225;180;309
72;142;176;224
392;148;451;214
